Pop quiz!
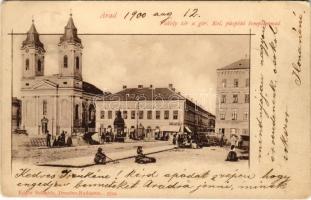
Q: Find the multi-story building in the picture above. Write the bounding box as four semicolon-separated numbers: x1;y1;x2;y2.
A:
20;15;104;137
96;84;215;140
215;59;250;140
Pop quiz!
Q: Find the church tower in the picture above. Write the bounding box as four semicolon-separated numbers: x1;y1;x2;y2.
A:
21;20;45;78
58;13;83;80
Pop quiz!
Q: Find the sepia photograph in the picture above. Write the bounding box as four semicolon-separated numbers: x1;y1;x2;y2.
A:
2;1;309;198
11;13;250;169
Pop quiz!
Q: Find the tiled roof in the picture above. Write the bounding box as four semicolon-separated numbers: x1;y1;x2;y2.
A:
217;59;249;70
83;81;103;95
104;87;215;116
104;87;185;101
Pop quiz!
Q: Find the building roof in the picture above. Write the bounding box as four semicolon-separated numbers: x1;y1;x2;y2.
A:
104;86;215;117
104;87;185;101
217;59;249;71
82;81;104;95
59;14;82;45
21;20;45;50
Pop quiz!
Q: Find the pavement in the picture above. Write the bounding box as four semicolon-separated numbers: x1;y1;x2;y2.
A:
13;140;172;164
36;142;176;167
81;146;249;170
35;144;248;169
13;137;248;169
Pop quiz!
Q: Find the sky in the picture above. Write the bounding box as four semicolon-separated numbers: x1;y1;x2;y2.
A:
13;27;249;114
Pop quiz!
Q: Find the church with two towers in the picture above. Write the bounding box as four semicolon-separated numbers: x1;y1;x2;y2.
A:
20;14;104;137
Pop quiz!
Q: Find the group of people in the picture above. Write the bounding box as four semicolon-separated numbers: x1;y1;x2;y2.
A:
45;131;72;148
94;146;156;165
99;131;148;144
171;132;239;162
172;133;202;149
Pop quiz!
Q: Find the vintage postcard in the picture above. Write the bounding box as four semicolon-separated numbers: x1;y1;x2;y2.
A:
0;1;310;198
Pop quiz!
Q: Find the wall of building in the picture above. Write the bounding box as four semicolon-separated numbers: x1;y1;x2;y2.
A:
184;100;215;133
20;85;85;136
215;68;249;139
96;99;185;133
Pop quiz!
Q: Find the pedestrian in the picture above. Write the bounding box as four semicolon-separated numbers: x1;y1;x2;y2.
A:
52;137;58;147
187;134;191;143
100;132;105;144
56;135;62;146
46;130;51;147
219;133;224;147
66;136;72;147
172;134;177;145
230;135;237;148
60;131;66;146
94;147;107;164
226;145;238;162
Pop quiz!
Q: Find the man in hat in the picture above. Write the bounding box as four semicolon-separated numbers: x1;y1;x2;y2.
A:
137;146;144;157
46;130;51;147
94;147;107;164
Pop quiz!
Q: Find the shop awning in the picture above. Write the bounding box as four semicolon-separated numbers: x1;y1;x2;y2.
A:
184;126;192;133
161;125;180;132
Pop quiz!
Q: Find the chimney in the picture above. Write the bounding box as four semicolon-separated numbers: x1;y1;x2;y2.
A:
168;83;173;89
150;84;153;88
123;85;127;89
138;85;143;88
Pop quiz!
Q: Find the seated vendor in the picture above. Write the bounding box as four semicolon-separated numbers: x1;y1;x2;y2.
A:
135;146;156;164
225;145;238;162
94;147;106;164
137;146;144;157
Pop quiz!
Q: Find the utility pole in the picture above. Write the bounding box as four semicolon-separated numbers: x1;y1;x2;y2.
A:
56;84;59;135
194;102;197;136
136;100;139;139
52;118;54;138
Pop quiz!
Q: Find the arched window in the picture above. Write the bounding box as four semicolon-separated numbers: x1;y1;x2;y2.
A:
25;59;29;70
43;100;47;115
63;55;68;68
75;104;79;120
38;60;42;72
75;57;79;70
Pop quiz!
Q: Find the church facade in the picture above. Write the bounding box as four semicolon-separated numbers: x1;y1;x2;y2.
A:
20;15;104;137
